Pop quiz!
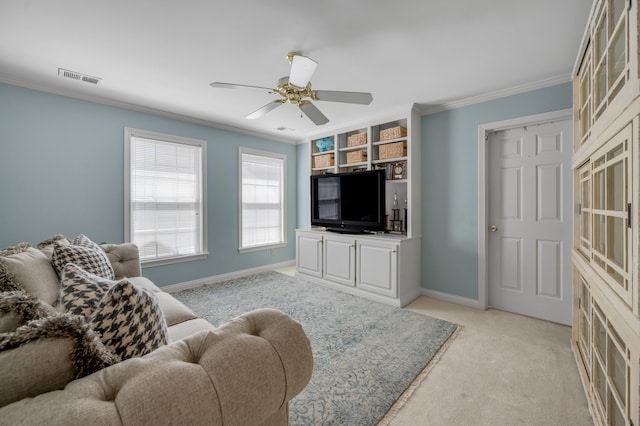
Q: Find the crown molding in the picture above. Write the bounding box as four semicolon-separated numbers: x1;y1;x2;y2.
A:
2;73;572;144
0;76;301;145
417;74;572;116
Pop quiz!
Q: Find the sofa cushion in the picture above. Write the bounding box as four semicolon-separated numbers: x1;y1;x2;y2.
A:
0;313;118;407
0;245;60;306
0;337;76;408
52;235;114;280
167;317;216;343
154;292;198;327
128;276;162;293
59;263;116;319
89;280;168;360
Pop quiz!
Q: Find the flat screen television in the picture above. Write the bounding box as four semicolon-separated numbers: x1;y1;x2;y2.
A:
310;169;386;234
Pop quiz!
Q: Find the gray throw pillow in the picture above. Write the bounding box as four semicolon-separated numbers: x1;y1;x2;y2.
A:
0;313;118;407
0;246;61;306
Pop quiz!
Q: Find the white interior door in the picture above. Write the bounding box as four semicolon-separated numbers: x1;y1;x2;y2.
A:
488;119;572;325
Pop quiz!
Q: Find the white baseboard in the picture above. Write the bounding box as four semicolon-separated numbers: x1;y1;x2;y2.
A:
420;288;484;310
161;260;296;293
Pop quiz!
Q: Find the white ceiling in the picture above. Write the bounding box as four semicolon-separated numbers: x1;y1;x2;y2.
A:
0;0;592;143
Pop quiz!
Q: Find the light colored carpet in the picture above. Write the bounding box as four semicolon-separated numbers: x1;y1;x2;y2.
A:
387;297;593;426
172;271;457;426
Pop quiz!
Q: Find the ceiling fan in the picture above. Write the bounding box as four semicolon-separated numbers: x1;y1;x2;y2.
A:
210;52;373;126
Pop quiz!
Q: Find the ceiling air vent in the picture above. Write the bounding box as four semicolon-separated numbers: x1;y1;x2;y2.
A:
58;68;102;85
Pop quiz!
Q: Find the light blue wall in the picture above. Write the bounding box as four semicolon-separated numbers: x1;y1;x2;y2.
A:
422;82;572;300
295;83;572;301
1;81;571;295
0;83;298;287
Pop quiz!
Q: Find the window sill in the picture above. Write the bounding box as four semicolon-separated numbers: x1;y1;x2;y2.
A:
238;242;287;254
141;253;208;268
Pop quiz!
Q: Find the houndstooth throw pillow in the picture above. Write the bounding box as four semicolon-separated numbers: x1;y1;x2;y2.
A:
59;263;115;319
89;280;168;360
71;234;102;251
52;235;114;280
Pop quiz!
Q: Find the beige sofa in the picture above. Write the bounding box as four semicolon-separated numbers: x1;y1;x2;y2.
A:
0;240;313;425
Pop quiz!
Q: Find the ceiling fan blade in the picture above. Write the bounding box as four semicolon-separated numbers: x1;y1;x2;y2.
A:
245;100;284;120
300;102;329;125
314;90;373;105
289;55;318;88
210;82;273;92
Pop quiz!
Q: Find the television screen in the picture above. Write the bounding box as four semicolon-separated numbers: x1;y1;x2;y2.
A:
310;169;385;233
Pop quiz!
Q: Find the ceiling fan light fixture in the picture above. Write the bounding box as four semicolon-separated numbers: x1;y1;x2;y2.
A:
288;54;318;88
209;52;373;126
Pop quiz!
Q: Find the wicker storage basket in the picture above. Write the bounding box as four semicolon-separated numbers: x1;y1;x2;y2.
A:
379;126;407;141
314;153;334;168
379;142;407;160
347;132;367;147
346;150;367;164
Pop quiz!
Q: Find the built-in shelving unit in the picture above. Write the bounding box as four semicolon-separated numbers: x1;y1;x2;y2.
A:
299;106;422;306
309;109;419;237
571;1;640;425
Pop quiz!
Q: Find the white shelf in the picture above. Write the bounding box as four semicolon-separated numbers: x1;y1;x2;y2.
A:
339;145;367;152
372;157;407;164
311;166;334;172
373;138;407;145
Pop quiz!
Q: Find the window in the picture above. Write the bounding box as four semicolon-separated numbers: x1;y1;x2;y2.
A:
125;128;207;265
239;148;286;252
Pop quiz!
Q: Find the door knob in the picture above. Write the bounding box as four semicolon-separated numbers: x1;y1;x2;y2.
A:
490;225;498;232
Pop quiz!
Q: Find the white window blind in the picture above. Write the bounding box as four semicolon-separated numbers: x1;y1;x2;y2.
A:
239;148;286;251
125;128;207;264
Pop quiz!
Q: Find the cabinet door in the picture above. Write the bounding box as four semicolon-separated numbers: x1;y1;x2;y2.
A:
575;42;592;149
590;300;632;426
356;240;398;297
577;162;592;257
590;123;633;307
323;235;356;287
296;232;323;278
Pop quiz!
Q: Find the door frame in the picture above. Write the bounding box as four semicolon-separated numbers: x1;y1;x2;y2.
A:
477;108;572;310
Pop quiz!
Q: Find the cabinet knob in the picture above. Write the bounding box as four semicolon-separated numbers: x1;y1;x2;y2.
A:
490;225;498;232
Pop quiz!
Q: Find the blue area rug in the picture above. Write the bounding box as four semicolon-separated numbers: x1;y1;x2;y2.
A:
172;271;457;425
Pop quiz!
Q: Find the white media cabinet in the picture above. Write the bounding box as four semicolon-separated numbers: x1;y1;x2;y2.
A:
297;107;422;307
295;228;421;307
